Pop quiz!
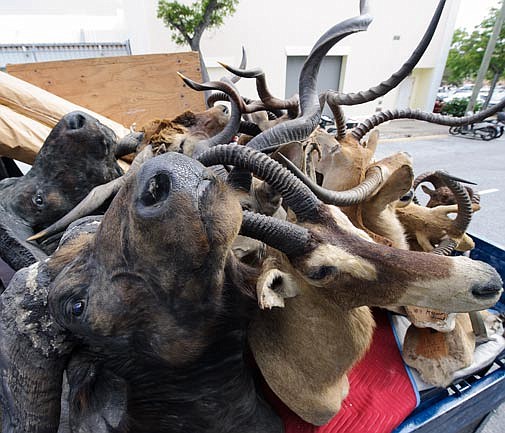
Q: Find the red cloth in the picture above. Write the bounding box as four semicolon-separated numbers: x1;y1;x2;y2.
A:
264;310;418;433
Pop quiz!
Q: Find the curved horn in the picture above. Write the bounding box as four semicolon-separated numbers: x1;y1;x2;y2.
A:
321;91;347;140
277;153;383;206
330;0;445;106
239;120;262;136
431;238;458;256
178;74;243;155
226;166;252;192
436;170;474;235
221;46;247;84
114;131;144;158
218;63;300;118
413;170;476;204
198;144;322;221
28;146;154;242
241;211;317;257
352;101;505;141
0;208;48;270
414;171;449;191
243;13;373;152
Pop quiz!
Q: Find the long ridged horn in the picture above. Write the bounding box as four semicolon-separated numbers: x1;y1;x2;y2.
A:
28;146;154;242
177;74;242;155
321;91;347;140
352;101;505;141
226;167;252;192
431;238;458;256
413;170;477;205
277;153;383;206
331;0;445;106
218;63;300;118
241;211;317;257
198;144;322;221
435;170;473;235
223;46;247;84
243;13;373;152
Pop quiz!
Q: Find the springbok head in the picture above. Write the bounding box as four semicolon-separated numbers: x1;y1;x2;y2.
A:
198;143;502;424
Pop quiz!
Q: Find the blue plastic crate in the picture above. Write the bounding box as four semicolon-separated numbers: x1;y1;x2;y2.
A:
394;235;505;433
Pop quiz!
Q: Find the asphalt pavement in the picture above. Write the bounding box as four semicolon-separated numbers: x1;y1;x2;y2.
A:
373;119;505;247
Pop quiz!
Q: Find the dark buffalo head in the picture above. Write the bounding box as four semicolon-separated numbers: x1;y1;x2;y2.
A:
0;111;126;271
49;152;244;362
40;152;282;432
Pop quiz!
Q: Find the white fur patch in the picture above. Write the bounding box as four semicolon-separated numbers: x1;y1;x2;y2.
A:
307;244;377;281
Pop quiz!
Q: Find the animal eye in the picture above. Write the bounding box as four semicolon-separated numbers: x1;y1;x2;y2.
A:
307;266;337;280
71;300;85;317
400;189;414;202
32;192;44;207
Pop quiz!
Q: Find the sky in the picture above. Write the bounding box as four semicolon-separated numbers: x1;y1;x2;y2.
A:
455;0;502;30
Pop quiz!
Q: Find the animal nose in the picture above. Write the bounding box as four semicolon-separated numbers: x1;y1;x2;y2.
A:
471;274;503;299
66;112;87;130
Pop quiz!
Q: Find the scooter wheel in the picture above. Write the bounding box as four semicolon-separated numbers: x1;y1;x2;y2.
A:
481;126;498;141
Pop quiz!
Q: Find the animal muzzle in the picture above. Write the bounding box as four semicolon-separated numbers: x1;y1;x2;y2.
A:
65;111;87;130
471;271;503;300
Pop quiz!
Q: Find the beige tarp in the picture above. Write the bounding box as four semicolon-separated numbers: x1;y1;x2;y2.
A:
0;71;130;165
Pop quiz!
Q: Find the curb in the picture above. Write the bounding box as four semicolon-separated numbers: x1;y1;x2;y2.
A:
380;133;449;143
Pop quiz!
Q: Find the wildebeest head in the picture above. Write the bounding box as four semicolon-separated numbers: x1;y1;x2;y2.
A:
48;152;243;363
0;111;126;270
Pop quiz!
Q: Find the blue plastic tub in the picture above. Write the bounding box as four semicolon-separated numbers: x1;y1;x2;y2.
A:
393;235;505;433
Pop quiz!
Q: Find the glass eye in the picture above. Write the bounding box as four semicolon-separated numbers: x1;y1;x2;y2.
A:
32;192;44;207
308;266;337;280
71;300;85;317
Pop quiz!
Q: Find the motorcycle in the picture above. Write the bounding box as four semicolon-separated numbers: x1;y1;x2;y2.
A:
449;116;504;141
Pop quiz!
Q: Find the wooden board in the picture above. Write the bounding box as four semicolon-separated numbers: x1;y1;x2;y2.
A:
7;53;206;129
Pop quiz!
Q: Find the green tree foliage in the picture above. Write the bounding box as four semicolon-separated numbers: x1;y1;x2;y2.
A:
440;98;483;117
444;7;505;86
157;0;239;51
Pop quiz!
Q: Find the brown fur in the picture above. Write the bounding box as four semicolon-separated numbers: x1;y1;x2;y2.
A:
139;106;229;157
249;201;501;425
396;203;480;252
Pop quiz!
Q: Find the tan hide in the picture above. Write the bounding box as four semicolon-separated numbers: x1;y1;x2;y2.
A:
396;202;479;253
0;105;51;163
0;71;129;164
249;263;374;425
398;202;479;331
402;314;475;387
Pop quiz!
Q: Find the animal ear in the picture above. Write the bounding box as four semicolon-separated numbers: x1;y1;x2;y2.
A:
375;164;414;204
256;267;299;309
363;129;379;154
0;208;47;271
114;132;144;158
421;185;435;196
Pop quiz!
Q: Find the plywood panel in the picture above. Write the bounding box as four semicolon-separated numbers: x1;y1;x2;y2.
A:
7;53;206;128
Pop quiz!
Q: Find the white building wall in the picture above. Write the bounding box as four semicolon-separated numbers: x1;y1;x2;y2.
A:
0;0;460;119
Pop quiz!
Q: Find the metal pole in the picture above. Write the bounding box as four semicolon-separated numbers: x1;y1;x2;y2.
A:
466;0;505;113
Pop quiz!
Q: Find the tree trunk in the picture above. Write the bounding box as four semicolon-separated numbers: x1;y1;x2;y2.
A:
189;38;212;108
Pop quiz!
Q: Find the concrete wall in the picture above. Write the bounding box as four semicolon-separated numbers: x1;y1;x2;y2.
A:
0;0;461;119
